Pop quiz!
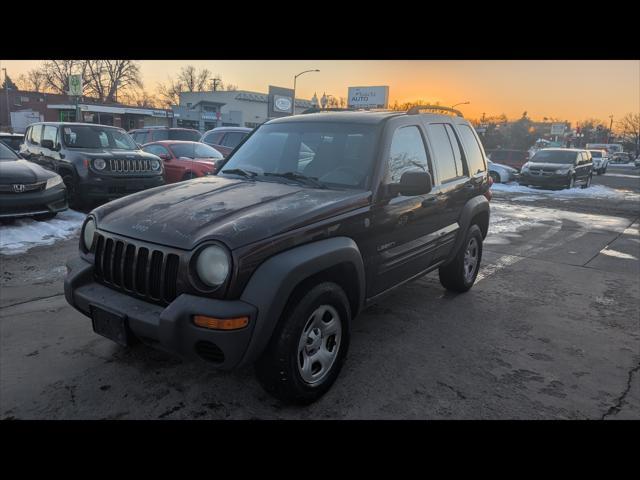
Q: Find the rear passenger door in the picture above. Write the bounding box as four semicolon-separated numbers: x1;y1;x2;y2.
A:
423;122;471;261
41;125;61;171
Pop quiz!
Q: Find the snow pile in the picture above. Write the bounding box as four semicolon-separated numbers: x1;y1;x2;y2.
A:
0;210;86;256
491;182;640;201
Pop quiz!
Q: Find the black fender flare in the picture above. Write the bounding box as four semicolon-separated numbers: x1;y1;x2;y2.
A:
238;236;365;365
446;195;490;264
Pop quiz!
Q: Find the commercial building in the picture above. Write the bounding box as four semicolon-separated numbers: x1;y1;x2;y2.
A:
0;88;171;133
171;90;313;131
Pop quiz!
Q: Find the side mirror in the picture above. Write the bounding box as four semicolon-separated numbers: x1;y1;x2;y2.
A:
41;139;54;150
159;153;171;161
389;170;433;197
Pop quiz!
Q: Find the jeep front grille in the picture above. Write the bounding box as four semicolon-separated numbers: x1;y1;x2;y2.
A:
109;158;153;173
93;233;180;305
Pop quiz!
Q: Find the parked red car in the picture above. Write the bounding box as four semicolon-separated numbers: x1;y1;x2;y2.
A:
141;141;224;184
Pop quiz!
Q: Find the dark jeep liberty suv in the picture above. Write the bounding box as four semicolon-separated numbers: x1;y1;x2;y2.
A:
65;107;491;404
20;122;165;209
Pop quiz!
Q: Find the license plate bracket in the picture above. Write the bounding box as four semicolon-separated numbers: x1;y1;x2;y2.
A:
90;305;131;346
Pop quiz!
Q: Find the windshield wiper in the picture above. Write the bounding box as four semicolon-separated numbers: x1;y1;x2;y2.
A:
221;168;258;178
263;171;327;189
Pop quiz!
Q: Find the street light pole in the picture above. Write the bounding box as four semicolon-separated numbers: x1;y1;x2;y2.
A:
293;69;320;115
2;68;9;130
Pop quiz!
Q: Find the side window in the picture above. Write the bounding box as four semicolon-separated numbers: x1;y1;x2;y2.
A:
142;144;169;157
42;125;58;146
151;130;169;141
457;124;487;175
31;124;42;145
426;124;458;183
444;124;467;176
25;126;32;144
221;132;246;148
388;125;430;184
211;132;224;144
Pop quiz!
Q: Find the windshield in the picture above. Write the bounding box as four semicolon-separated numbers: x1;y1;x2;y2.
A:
531;150;577;165
170;142;224;159
589;150;602;158
221;122;380;189
0;136;23;151
62;125;137;150
0;141;19;161
168;130;201;141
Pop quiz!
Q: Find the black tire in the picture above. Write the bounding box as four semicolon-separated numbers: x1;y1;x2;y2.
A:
255;282;351;405
581;174;592;189
62;173;84;210
439;225;483;293
33;212;57;221
182;171;194;181
489;172;501;184
566;175;576;189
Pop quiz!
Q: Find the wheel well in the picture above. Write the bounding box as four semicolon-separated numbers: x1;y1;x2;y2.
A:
285;262;361;320
471;210;489;239
58;165;74;178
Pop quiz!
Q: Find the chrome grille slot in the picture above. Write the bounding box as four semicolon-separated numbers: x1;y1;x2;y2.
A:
108;158;152;173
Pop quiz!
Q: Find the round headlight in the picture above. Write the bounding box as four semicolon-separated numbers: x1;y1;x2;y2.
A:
195;245;230;287
83;218;97;251
94;158;106;170
150;159;160;171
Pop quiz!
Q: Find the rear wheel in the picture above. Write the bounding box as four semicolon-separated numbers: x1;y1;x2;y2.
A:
182;171;194;181
255;282;351;405
439;225;483;293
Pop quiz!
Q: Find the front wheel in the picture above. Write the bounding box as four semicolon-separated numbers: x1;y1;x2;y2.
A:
567;175;576;189
255;282;351;405
439;225;483;293
62;174;85;210
581;174;592;189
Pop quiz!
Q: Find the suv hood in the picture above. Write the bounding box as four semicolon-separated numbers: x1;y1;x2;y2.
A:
66;148;157;160
527;162;573;169
93;176;370;250
0;159;56;184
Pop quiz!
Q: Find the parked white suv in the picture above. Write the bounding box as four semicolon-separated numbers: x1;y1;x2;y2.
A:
588;149;609;175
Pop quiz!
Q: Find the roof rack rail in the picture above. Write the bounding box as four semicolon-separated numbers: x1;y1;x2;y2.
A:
406;105;464;117
301;107;358;114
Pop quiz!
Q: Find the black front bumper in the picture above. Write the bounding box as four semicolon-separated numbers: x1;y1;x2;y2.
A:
79;175;165;200
518;173;570;188
0;184;68;218
64;257;258;370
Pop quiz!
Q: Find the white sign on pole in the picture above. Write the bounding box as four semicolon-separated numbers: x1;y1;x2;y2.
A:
68;74;83;96
550;123;566;135
347;86;389;109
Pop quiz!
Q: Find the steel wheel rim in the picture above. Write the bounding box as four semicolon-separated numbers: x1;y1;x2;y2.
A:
297;304;342;385
463;237;479;283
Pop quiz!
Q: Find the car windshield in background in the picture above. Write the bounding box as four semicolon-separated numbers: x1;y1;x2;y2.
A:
221;122;380;189
62;125;137;150
171;143;224;159
0;136;23;151
169;130;201;141
0;142;19;160
589;151;602;158
531;150;577;164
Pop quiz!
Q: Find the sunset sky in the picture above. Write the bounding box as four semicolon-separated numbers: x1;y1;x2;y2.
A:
1;60;638;124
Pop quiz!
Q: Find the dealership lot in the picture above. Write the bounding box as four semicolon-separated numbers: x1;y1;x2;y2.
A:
1;165;638;419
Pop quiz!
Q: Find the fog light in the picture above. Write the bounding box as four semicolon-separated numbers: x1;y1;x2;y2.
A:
193;315;249;330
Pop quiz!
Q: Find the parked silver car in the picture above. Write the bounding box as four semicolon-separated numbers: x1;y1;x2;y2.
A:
488;160;518;183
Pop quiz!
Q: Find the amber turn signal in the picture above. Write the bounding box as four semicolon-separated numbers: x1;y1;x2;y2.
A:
193;315;249;330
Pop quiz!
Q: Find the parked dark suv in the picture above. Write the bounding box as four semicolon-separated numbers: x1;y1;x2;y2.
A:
518;148;593;189
129;127;201;145
200;126;252;158
65;107;491;404
20;122;165;209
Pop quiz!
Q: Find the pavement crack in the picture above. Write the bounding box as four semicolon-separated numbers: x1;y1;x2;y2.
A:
583;215;640;268
601;362;640;420
1;293;64;310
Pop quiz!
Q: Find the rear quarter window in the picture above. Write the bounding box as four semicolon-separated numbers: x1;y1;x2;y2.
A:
457;124;486;174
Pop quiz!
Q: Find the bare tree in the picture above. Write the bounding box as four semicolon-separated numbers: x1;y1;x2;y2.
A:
118;87;161;108
210;74;223;91
178;66;211;92
84;60;142;103
39;60;89;95
225;83;238;91
16;69;46;92
157;78;183;106
616;112;640;155
157;65;217;105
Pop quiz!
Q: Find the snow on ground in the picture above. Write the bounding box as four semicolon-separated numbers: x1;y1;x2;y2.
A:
491;182;640;201
0;210;86;256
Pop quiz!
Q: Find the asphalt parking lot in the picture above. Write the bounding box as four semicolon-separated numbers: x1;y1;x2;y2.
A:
1;164;638;419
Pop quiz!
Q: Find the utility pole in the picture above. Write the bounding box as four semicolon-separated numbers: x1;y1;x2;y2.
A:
608;115;614;143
